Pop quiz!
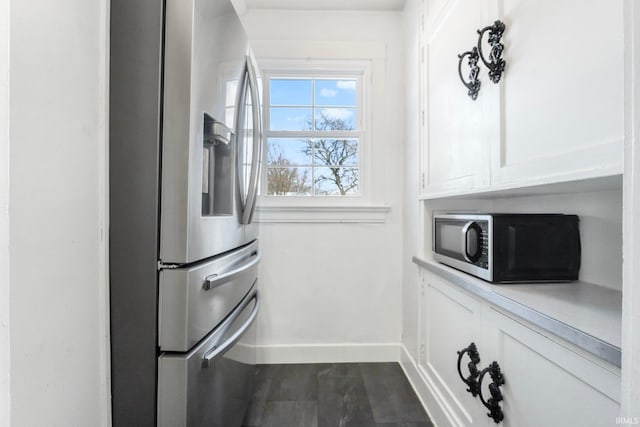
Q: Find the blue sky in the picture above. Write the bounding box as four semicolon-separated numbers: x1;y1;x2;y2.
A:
269;78;357;130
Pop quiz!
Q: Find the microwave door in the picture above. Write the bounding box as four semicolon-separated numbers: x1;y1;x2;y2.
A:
433;216;492;281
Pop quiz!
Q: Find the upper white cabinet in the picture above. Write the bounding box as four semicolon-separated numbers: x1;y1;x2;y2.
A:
489;0;624;187
422;0;489;195
421;0;624;197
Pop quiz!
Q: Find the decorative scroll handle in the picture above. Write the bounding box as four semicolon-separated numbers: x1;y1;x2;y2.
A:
457;47;481;100
478;361;505;424
477;20;506;83
456;342;481;397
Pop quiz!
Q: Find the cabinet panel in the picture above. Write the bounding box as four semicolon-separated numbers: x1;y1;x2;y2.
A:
421;0;624;197
424;0;488;195
485;308;620;427
426;0;448;22
421;274;486;426
491;0;624;185
415;264;622;427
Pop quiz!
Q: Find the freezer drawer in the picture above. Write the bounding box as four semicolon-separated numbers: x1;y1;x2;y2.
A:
159;240;259;351
158;286;259;427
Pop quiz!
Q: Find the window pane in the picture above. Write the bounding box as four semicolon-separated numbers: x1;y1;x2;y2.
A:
265;75;361;197
270;79;312;106
314;167;359;195
315;79;357;106
225;80;238;107
270;107;312;131
267;167;312;196
313;139;359;167
225;107;234;129
314;108;357;131
267;138;313;166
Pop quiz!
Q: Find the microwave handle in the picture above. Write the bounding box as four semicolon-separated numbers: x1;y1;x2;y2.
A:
462;221;482;263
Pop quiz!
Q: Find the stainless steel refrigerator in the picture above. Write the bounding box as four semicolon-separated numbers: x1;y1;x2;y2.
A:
109;0;263;425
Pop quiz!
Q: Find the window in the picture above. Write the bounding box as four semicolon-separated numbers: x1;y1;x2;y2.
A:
264;74;363;197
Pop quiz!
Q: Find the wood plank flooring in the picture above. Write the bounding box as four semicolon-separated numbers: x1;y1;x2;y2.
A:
242;363;433;427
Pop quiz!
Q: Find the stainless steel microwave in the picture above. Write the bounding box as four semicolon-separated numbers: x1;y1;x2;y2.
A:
433;213;581;283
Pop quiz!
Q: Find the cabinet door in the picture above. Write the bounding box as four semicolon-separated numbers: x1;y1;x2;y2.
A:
483;308;621;427
422;0;490;196
488;0;624;186
419;271;487;426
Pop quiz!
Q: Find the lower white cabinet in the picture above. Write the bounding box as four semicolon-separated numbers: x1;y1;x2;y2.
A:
419;274;487;426
418;269;621;427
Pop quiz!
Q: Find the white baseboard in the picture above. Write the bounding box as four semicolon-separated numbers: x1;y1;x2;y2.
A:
255;342;401;364
399;344;462;427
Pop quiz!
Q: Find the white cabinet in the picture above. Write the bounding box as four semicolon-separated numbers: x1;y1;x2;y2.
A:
422;0;489;195
417;268;621;427
487;0;624;187
419;273;487;425
415;1;629;423
483;308;621;427
421;0;624;197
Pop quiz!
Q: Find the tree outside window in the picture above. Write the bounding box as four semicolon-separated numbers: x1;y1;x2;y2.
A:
265;77;361;196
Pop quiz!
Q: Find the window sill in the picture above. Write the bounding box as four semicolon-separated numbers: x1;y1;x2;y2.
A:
254;204;391;223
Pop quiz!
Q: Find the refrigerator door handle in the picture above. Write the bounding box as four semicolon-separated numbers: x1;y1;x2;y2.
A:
202;290;260;367
203;251;260;291
241;56;263;225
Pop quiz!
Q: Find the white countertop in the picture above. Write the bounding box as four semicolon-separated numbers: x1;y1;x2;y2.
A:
413;257;622;367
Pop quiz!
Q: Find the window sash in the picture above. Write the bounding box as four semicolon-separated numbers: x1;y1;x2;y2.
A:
262;70;366;198
268;129;360;136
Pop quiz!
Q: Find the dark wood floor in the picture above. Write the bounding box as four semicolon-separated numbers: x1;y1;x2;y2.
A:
242;362;434;427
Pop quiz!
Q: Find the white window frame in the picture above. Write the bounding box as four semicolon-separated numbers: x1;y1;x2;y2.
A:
251;42;391;223
261;61;370;205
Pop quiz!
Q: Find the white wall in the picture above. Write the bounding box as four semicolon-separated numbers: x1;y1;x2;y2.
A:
0;0;10;425
241;9;406;362
622;0;640;417
8;1;110;426
401;0;421;363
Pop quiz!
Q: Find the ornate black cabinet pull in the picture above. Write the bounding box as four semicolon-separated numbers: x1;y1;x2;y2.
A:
456;342;481;396
457;47;481;100
476;20;506;83
478;361;505;423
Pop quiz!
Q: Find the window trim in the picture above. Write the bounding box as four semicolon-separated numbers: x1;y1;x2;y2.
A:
254;204;390;223
259;60;372;206
250;42;390;223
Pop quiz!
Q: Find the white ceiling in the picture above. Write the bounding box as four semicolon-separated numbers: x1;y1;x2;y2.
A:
243;0;406;11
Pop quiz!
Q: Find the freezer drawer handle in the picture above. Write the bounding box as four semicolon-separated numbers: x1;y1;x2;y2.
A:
203;251;260;291
202;290;260;368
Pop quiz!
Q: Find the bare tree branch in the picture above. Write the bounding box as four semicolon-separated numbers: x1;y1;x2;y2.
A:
302;112;359;195
267;111;359;195
267;145;311;195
